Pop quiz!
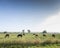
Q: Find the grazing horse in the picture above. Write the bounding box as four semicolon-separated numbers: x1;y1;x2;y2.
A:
52;34;55;38
35;34;38;37
35;34;38;36
17;34;22;37
43;34;46;37
33;33;35;35
5;34;9;38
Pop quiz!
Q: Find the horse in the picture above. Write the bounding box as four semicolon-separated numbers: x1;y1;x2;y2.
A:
35;34;38;37
23;33;25;36
17;34;22;38
52;34;55;38
5;34;9;38
33;33;35;35
43;34;46;37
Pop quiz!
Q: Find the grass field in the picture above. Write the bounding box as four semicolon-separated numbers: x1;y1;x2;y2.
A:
0;32;60;48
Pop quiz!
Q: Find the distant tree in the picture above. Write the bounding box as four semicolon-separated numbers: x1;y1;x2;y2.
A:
27;29;31;33
22;30;25;33
4;31;7;34
22;30;25;35
42;30;47;33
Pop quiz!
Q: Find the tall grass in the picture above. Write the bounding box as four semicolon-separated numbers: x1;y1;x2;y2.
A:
0;33;60;48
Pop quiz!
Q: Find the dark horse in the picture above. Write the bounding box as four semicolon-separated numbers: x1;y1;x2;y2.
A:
5;34;9;38
43;34;46;37
35;34;38;36
17;34;22;38
23;33;25;36
52;34;55;38
33;33;35;35
35;34;38;37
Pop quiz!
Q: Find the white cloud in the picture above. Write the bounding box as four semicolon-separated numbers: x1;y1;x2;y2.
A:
36;12;60;33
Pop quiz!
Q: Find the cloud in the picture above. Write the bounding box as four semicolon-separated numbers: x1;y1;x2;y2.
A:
37;12;60;33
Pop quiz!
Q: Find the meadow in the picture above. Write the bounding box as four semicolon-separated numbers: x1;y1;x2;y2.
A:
0;32;60;48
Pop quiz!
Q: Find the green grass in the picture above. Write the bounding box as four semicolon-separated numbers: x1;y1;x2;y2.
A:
0;33;60;48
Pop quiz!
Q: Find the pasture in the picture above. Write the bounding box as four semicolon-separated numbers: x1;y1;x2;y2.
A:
0;32;60;48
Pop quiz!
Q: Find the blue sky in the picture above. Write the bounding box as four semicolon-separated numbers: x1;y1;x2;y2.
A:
0;0;60;32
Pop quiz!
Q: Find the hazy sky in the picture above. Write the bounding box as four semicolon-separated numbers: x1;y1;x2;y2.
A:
0;0;60;33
